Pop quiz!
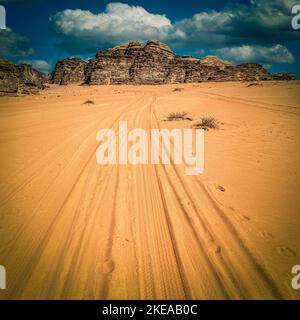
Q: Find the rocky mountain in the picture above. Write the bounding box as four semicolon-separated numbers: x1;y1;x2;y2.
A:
272;72;296;81
51;40;295;85
85;41;142;85
0;58;46;95
51;58;88;85
199;56;233;69
129;40;175;84
0;40;296;95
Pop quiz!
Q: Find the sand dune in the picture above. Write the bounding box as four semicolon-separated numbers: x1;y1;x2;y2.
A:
0;81;299;299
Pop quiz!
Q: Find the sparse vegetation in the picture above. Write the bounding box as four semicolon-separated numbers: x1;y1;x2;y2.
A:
165;112;192;121
83;99;95;105
193;116;219;130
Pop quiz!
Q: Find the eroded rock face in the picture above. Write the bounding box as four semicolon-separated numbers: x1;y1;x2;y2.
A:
128;40;175;84
85;40;176;85
51;58;88;85
1;41;295;96
0;58;46;95
199;56;233;69
165;58;272;83
272;72;296;81
234;63;273;81
51;40;296;85
85;40;178;85
85;41;142;85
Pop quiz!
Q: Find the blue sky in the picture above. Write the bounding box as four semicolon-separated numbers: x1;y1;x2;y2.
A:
0;0;299;76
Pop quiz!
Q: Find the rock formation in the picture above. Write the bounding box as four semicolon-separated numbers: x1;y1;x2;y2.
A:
199;56;233;68
85;41;141;85
129;40;175;84
51;58;87;85
1;40;295;96
0;58;46;95
272;72;296;81
50;41;296;86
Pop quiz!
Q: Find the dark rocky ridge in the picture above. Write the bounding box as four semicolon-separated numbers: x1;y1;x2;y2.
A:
51;58;88;85
0;58;47;95
51;40;296;85
272;72;296;81
0;40;296;95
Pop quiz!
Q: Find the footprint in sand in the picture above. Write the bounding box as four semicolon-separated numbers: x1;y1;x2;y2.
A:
216;185;226;192
215;245;222;254
227;206;251;222
259;231;274;240
102;259;115;274
241;215;251;222
276;246;296;257
210;239;222;254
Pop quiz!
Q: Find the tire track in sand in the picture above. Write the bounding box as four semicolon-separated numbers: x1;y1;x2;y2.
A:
151;104;284;299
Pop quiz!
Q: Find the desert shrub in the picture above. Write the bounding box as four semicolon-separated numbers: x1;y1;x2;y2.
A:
166;112;192;121
193;116;219;130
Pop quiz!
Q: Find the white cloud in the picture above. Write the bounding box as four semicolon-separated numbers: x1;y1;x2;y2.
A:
50;1;298;66
176;10;233;34
213;44;295;64
175;0;300;48
51;2;185;53
169;0;298;65
0;27;34;57
18;59;51;73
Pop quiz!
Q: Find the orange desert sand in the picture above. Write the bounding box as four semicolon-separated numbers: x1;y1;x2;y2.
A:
0;81;299;300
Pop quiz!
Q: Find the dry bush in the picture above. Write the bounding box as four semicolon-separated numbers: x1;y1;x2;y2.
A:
193;116;219;130
166;112;192;121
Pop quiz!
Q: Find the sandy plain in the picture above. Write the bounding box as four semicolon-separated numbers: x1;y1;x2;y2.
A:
0;81;299;299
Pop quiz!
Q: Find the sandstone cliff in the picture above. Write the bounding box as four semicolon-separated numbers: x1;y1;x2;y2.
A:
272;72;296;81
51;58;87;85
0;58;46;95
47;40;299;87
1;40;295;96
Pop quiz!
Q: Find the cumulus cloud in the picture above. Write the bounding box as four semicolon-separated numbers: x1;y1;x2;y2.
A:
18;59;51;73
50;1;298;66
0;28;34;57
175;0;300;47
213;44;295;64
51;2;185;53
